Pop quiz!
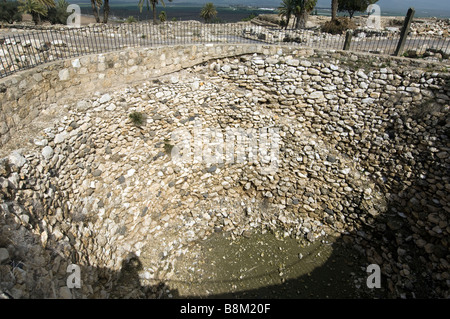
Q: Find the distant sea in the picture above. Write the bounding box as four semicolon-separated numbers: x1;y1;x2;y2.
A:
79;4;279;22
77;4;450;22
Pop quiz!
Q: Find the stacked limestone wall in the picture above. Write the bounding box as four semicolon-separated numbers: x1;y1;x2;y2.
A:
0;44;448;298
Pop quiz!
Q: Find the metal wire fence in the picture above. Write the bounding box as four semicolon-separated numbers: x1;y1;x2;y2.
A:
1;21;449;78
349;31;450;56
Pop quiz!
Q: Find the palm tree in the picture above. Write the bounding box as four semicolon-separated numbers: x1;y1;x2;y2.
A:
278;0;295;29
138;0;173;25
338;0;378;19
331;0;338;20
103;0;109;23
36;0;55;6
89;0;110;24
18;0;53;24
91;0;102;23
200;2;217;23
293;0;317;29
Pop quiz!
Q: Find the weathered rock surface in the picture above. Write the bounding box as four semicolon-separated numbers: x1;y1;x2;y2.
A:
0;48;449;299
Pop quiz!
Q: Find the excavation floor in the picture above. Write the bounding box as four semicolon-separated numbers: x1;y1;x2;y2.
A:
160;230;387;299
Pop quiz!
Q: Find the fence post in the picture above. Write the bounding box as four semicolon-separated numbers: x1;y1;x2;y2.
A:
343;30;353;51
394;7;415;56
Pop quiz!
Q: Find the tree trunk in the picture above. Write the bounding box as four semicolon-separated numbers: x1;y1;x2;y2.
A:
32;13;41;25
285;14;290;29
295;14;304;29
302;10;309;27
152;3;157;24
295;9;309;29
103;0;110;23
91;0;100;23
331;0;338;21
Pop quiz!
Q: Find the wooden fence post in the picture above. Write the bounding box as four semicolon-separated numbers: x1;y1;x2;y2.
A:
343;30;353;51
394;7;415;56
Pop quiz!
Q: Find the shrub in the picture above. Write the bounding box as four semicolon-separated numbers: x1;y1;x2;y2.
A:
18;0;48;25
129;112;145;126
46;8;70;24
321;17;357;34
126;16;137;23
387;18;403;27
159;11;167;23
283;35;303;43
32;0;71;25
211;17;223;24
0;1;23;24
257;14;282;25
242;13;257;22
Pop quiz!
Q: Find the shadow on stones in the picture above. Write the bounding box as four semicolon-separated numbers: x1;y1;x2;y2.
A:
1;208;387;299
0;139;447;299
0;205;179;299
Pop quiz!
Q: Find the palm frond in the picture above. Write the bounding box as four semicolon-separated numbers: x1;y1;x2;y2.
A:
18;0;49;16
138;0;172;13
36;0;55;8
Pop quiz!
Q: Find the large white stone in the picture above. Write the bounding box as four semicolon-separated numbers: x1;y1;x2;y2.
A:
58;69;70;81
54;132;67;144
406;87;421;94
362;98;375;104
99;94;112;104
106;103;116;111
329;64;339;71
252;59;265;65
8;172;19;189
32;73;43;82
307;68;320;75
300;60;312;67
357;71;368;79
286;59;300;67
76;100;89;111
221;65;231;72
191;81;200;90
308;91;324;99
34;139;48;146
42;146;54;160
8;151;26;168
72;59;81;68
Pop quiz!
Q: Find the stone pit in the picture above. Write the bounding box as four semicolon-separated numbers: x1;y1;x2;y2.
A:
0;44;449;299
